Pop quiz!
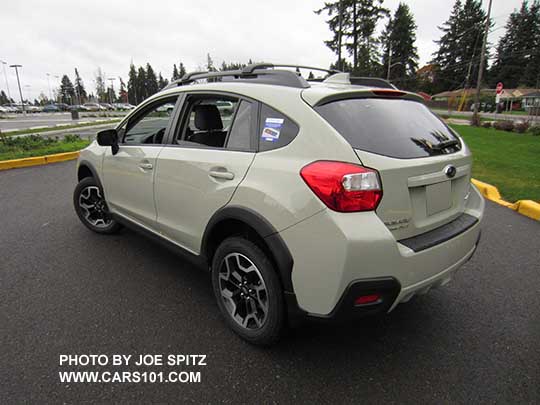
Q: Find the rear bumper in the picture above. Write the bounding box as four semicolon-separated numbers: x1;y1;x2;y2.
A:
280;184;484;318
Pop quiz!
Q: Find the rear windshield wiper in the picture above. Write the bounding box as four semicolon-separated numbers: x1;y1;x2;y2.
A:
431;139;459;150
411;137;459;152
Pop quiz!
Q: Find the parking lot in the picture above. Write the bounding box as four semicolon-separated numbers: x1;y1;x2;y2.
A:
0;113;127;132
1;161;539;403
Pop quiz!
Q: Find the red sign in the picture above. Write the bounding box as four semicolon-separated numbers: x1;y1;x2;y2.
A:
496;82;504;94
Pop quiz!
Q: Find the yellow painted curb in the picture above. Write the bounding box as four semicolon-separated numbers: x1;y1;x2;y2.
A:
0;151;80;171
472;178;540;221
509;200;540;221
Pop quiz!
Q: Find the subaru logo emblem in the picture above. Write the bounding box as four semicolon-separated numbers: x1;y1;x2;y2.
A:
444;165;457;178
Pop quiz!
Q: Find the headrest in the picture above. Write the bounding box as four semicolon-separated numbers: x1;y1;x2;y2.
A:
194;105;223;131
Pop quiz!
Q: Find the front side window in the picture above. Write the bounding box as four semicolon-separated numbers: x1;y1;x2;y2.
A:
123;97;178;144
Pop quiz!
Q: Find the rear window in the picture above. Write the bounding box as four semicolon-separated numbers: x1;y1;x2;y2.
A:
315;98;461;159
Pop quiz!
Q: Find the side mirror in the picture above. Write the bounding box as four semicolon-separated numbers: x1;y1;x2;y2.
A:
96;129;119;155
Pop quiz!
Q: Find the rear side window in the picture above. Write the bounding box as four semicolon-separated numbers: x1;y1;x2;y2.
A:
258;104;299;152
226;100;253;151
315;98;461;159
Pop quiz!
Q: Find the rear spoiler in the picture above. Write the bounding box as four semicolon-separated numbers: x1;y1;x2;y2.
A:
313;90;425;106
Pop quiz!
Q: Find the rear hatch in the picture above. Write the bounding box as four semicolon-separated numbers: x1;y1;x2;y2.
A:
313;93;471;240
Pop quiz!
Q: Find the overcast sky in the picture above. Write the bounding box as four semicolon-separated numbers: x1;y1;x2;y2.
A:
0;0;524;102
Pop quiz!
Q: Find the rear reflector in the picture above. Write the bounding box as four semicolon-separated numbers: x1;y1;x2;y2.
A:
300;161;382;212
354;294;381;306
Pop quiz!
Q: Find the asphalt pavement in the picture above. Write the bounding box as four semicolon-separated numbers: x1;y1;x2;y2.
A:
1;161;539;404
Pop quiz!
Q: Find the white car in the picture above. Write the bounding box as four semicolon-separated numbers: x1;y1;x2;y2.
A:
73;63;484;345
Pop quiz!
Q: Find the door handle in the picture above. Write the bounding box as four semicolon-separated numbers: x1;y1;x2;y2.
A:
209;170;234;180
139;162;153;171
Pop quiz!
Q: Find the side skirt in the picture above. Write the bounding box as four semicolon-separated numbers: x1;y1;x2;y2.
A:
110;213;209;270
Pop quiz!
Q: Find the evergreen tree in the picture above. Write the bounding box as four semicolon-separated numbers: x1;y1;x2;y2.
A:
491;1;540;88
95;68;107;102
348;0;389;75
431;0;490;93
136;66;147;101
179;62;186;78
59;75;75;104
172;64;179;81
220;61;248;71
74;68;87;104
316;0;388;75
127;63;138;104
381;3;419;88
207;54;216;72
118;77;128;103
158;73;169;89
145;63;159;96
0;90;9;104
315;1;351;67
523;1;540;87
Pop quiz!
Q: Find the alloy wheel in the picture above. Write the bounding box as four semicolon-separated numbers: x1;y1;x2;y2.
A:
218;253;269;330
78;186;112;228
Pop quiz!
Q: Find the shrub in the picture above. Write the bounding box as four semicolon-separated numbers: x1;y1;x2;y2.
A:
514;121;530;134
482;121;492;128
529;125;540;136
493;120;514;132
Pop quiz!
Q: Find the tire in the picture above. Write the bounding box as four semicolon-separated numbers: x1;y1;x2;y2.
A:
73;177;122;234
211;237;286;345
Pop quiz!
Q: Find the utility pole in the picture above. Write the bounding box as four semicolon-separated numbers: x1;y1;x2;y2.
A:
1;60;11;102
337;0;343;71
472;0;493;123
10;64;25;115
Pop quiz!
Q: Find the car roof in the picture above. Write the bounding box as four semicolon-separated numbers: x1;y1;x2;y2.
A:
155;78;424;109
153;65;424;108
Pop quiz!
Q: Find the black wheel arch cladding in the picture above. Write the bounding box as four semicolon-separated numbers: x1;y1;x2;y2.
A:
202;205;295;293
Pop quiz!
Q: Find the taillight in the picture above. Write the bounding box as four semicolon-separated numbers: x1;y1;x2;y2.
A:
300;161;382;212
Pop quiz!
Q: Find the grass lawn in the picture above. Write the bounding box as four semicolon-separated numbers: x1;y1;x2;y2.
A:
450;124;540;202
0;135;90;161
3;119;120;136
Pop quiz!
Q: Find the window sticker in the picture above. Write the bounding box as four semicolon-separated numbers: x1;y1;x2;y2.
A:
261;118;284;142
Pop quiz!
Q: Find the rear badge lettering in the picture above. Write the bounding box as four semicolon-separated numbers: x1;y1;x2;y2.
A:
384;218;410;230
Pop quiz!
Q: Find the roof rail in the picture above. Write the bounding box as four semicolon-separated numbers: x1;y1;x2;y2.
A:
241;63;340;76
162;63;340;91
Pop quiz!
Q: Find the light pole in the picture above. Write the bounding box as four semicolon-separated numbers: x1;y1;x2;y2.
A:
1;60;11;102
10;64;25;115
46;73;53;103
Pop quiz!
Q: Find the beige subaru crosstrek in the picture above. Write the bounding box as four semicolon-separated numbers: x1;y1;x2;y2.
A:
73;64;484;345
